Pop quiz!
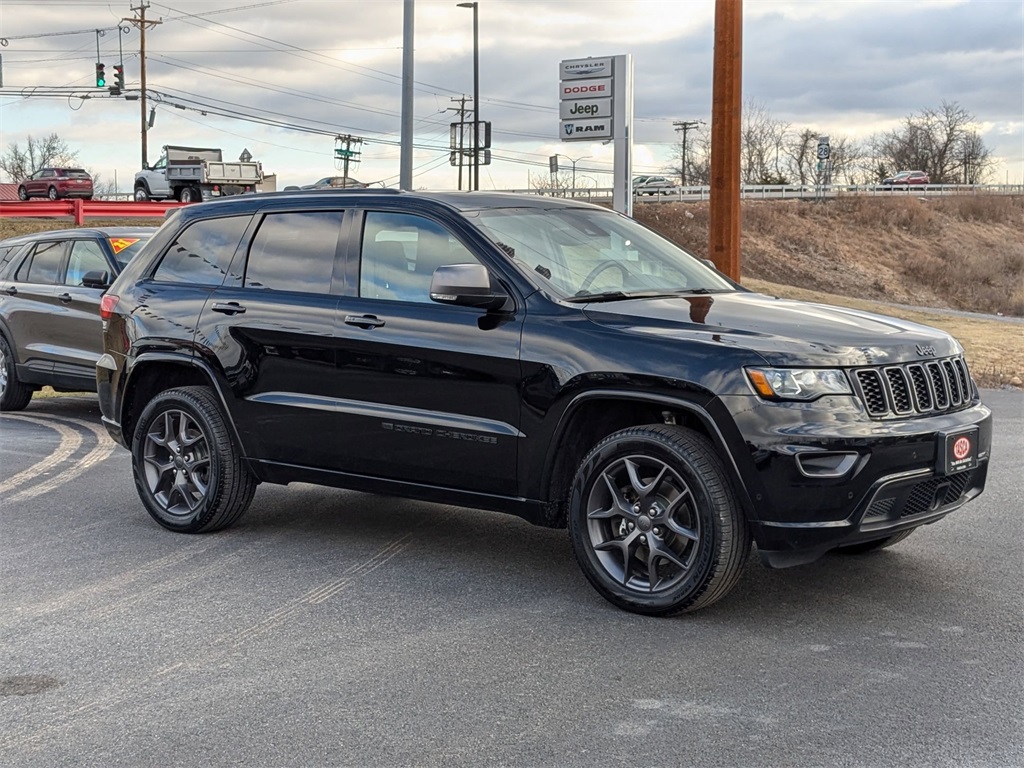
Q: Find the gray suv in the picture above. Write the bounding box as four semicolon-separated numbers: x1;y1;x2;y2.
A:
0;227;154;410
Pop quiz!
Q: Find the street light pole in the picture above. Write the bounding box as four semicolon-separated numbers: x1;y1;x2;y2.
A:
559;155;590;197
457;2;479;191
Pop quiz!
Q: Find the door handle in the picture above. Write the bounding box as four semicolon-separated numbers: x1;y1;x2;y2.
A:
4;286;16;296
344;314;385;329
58;292;72;304
211;301;247;315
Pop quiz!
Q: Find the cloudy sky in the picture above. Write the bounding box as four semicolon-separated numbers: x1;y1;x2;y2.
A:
0;0;1021;191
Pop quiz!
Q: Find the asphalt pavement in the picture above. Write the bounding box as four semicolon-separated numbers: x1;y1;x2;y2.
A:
1;391;1021;768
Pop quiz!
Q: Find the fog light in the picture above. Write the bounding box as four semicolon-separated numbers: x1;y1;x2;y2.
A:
795;452;859;478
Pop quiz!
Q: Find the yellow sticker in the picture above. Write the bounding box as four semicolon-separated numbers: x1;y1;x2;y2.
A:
108;238;140;254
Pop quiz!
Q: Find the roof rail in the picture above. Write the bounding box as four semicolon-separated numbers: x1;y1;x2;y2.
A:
274;187;401;195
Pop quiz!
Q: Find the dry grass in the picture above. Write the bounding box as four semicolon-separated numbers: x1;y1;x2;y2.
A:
637;195;1024;390
637;195;1024;316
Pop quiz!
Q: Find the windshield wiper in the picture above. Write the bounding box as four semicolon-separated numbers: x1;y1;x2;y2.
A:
565;287;735;303
566;290;679;303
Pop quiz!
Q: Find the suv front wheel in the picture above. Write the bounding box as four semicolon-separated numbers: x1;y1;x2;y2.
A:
131;385;257;533
568;425;750;616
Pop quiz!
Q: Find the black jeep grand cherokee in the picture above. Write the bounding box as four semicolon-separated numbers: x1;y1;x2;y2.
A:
97;191;991;615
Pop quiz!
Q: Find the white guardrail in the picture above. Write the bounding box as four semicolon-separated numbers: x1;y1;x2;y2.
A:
95;183;1023;202
503;183;1024;203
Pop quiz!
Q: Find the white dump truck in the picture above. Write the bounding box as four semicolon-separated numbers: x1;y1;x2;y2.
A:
134;146;262;204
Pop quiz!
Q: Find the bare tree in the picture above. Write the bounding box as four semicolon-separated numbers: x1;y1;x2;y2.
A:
0;133;78;182
88;172;120;199
664;123;712;186
869;101;992;183
783;129;818;185
741;101;789;184
529;170;573;196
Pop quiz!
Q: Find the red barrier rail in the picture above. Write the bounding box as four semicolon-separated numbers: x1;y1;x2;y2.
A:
0;199;183;225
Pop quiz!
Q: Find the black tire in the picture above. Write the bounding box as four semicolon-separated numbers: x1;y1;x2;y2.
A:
134;185;150;202
131;385;257;533
0;335;34;411
17;186;28;201
834;529;915;555
178;186;200;204
568;425;750;616
47;186;59;200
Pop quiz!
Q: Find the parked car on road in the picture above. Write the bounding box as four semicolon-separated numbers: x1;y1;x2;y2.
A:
301;176;369;190
17;168;94;201
97;191;989;616
882;170;930;186
0;227;155;410
632;175;679;195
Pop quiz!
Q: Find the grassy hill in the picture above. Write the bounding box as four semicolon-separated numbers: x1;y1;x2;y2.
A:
633;195;1024;389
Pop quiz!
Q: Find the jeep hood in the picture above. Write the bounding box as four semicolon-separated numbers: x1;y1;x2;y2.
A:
582;291;962;367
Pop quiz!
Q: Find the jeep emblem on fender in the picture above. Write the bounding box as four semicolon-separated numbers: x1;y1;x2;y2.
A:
916;344;937;357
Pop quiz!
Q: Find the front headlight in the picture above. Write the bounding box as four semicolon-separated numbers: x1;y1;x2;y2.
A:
746;367;852;400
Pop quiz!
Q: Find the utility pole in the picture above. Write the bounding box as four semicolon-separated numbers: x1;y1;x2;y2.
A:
123;2;161;170
709;0;742;283
400;0;414;190
448;95;470;190
673;120;703;187
334;134;362;181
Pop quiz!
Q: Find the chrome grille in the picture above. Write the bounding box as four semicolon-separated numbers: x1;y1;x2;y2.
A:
853;355;973;418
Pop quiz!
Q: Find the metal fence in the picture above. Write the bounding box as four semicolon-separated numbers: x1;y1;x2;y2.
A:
510;183;1024;203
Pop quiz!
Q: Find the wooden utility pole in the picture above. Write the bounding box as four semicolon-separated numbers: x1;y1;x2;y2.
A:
123;2;161;170
709;0;742;282
449;95;470;190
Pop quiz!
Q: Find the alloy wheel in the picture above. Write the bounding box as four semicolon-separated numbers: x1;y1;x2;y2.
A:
142;408;212;519
585;454;701;593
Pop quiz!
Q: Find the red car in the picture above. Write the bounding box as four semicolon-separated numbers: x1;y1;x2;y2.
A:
17;168;94;201
882;170;930;186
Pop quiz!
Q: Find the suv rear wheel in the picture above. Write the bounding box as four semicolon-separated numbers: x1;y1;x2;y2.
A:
0;336;34;411
131;386;257;533
568;425;750;616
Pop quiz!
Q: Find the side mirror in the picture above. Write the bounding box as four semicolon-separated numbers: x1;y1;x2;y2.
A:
430;264;509;311
82;270;111;289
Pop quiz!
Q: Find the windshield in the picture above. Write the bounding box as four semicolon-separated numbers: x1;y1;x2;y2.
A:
471;207;736;300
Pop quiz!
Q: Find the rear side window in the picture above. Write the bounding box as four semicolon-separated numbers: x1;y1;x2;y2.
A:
244;211;343;294
15;241;65;285
0;245;29;278
154;216;250;285
0;246;18;275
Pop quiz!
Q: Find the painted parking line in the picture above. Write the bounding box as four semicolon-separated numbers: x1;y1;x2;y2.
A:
0;413;114;502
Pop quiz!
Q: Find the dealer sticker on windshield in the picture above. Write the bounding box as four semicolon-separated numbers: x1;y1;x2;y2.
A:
938;429;978;475
108;238;140;254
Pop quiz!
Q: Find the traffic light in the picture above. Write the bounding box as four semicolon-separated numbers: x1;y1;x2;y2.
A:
114;65;124;91
95;62;106;88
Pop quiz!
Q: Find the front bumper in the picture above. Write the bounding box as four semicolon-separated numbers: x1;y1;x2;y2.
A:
715;394;993;567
